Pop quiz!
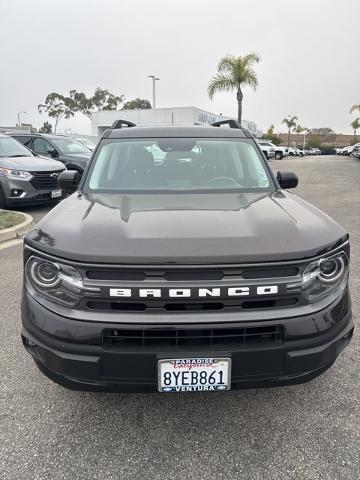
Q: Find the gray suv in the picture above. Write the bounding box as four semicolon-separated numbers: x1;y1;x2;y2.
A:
0;134;65;208
11;133;91;173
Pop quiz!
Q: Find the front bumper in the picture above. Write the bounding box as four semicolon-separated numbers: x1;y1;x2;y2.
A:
0;177;63;206
21;289;353;392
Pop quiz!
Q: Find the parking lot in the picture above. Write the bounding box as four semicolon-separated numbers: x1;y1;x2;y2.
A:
0;155;359;480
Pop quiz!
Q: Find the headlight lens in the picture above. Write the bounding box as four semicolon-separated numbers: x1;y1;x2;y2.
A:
0;168;31;178
25;256;86;307
300;251;349;302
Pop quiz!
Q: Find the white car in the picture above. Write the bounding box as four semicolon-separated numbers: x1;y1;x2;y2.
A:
256;141;275;160
341;146;354;156
258;140;288;160
350;143;360;156
288;147;300;156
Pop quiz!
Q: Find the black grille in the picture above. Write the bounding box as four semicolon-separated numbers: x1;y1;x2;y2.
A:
85;266;299;282
87;297;298;312
81;263;303;314
102;325;285;347
30;170;63;190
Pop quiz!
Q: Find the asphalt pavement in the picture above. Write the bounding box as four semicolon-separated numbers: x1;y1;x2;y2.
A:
0;155;359;480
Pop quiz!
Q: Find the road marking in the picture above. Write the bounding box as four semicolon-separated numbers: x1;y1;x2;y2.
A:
0;238;23;250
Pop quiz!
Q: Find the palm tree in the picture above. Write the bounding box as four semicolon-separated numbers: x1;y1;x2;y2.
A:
350;105;360;114
350;118;360;140
282;115;298;147
294;125;304;148
208;53;260;125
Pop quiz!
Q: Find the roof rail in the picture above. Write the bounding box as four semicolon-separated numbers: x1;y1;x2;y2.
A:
211;119;241;129
211;119;253;138
111;119;137;129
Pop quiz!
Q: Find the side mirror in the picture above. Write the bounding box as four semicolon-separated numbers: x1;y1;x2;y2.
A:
276;171;298;189
48;148;59;158
58;170;82;193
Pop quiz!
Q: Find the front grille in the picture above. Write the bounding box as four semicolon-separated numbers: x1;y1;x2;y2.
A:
85;266;299;281
30;170;63;190
87;297;298;312
80;263;304;314
102;325;285;348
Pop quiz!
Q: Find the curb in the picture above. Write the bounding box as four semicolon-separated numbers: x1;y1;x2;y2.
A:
0;212;34;245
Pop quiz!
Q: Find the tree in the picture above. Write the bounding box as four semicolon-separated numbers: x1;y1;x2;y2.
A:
263;125;280;145
208;53;260;125
282;115;298;147
70;88;125;119
350;104;360;114
350;118;360;140
39;121;52;133
38;93;75;133
294;125;304;148
306;127;336;147
123;98;152;110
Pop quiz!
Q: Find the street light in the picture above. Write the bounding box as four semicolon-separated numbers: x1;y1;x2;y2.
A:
17;111;26;126
148;75;160;108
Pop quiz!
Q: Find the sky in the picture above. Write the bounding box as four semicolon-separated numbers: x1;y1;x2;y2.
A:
0;0;359;135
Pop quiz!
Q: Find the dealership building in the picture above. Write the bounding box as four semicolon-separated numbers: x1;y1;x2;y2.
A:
91;107;262;137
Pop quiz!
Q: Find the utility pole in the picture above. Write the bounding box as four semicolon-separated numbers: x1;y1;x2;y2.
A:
17;111;26;126
148;75;160;108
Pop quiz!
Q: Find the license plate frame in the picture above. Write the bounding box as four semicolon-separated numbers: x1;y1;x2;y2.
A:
158;357;231;393
51;189;62;198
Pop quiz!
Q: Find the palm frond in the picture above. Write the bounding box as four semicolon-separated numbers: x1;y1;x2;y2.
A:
242;53;261;68
207;74;237;99
350;104;360;114
217;54;236;73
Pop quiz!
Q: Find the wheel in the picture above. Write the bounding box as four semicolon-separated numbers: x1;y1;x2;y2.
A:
275;152;283;160
0;187;7;209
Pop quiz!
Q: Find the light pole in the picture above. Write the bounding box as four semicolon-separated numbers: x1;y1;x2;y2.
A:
17;111;26;126
303;129;308;151
148;75;160;108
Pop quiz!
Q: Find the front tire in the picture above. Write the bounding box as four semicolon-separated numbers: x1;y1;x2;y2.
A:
0;187;7;209
275;152;283;160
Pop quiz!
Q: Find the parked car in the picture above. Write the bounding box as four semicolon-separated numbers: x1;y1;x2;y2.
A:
351;144;360;158
313;148;321;155
10;133;92;173
256;141;275;160
339;146;354;156
287;147;298;156
0;134;65;208
21;119;353;393
258;140;288;160
74;136;98;152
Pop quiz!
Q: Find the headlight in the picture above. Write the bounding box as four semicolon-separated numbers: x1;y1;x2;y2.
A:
296;251;349;303
25;256;90;307
0;168;31;178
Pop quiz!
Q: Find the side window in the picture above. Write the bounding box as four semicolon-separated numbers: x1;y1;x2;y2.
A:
33;137;52;155
13;136;33;148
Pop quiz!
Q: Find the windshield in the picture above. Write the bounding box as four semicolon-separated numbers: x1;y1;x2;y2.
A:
85;138;274;193
51;137;91;154
76;138;97;150
0;136;33;158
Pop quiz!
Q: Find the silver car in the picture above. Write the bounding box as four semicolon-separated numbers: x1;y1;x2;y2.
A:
0;134;65;209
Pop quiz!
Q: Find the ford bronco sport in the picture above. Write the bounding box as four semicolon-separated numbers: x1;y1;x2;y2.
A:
21;119;353;392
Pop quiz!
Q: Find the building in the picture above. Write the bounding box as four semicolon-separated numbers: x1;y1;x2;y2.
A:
0;125;31;134
91;107;262;137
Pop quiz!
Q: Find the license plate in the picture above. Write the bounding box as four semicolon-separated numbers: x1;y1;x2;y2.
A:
158;357;231;393
51;189;62;198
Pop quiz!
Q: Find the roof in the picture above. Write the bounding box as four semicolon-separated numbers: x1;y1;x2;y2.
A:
107;125;248;139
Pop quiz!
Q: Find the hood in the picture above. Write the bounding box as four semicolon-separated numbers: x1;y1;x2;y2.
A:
26;191;347;264
0;155;65;172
